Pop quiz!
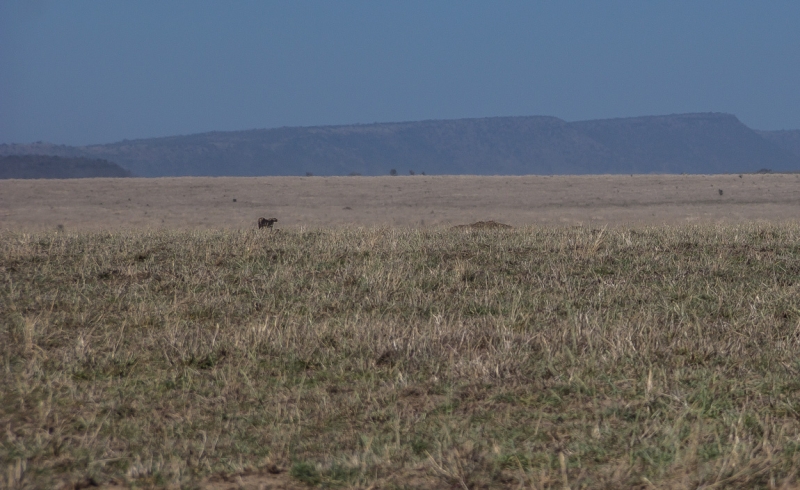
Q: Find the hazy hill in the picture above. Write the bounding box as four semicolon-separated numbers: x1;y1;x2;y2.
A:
569;113;800;174
755;130;800;159
2;113;798;177
0;155;132;179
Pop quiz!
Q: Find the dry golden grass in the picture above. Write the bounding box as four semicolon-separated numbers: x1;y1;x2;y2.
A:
3;224;800;488
2;173;800;231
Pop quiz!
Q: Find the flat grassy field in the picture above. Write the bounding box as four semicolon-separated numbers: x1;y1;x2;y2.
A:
3;224;800;488
2;173;800;231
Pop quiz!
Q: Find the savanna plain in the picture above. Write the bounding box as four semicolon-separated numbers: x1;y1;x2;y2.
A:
3;175;800;489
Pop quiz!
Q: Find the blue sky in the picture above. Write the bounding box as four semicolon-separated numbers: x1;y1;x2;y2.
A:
2;1;799;145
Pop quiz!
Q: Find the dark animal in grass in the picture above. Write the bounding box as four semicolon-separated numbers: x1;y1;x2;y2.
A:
258;218;278;229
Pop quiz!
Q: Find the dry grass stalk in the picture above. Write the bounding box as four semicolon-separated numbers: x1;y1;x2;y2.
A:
2;224;800;488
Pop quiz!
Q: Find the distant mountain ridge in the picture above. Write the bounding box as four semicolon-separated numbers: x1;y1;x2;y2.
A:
0;155;132;179
1;113;798;177
755;130;800;159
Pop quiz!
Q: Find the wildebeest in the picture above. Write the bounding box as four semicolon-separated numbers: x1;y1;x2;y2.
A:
258;217;278;229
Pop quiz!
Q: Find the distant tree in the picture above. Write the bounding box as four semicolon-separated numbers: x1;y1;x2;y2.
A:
306;171;313;177
421;172;426;175
348;172;361;176
756;168;773;174
409;170;415;175
390;169;397;176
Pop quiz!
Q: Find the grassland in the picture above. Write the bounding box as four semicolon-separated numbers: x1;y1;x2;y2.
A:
3;224;800;489
3;173;800;232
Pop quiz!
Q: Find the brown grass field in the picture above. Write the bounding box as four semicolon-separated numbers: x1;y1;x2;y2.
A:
3;174;800;489
1;173;800;231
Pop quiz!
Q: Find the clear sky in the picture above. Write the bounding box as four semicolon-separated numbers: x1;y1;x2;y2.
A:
2;1;799;146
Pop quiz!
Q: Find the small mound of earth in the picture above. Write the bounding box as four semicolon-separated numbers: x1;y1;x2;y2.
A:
452;220;513;230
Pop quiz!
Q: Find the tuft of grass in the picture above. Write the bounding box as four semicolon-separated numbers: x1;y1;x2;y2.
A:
290;461;320;486
2;224;800;488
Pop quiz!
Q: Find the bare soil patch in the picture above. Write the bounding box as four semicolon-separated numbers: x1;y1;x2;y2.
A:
2;173;800;231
